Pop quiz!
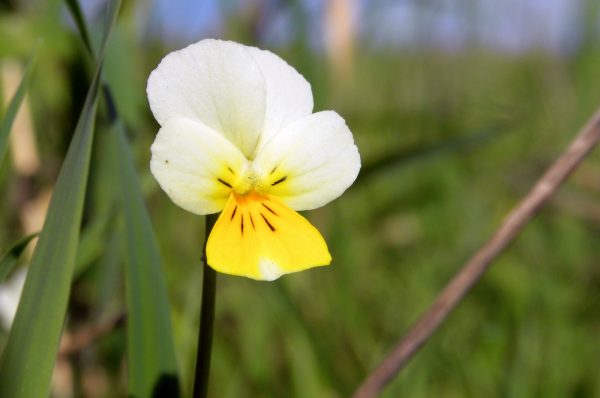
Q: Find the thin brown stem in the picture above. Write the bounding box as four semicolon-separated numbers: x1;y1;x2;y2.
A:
353;107;600;398
58;312;126;357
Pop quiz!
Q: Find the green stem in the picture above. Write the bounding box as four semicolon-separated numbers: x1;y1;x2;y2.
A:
193;214;218;398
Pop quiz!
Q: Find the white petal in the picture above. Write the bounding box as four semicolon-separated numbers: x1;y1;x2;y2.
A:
0;268;27;329
254;111;361;210
150;117;247;215
247;47;313;151
147;39;266;158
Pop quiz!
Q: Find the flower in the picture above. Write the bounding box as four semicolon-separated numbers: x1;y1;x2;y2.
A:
148;39;360;281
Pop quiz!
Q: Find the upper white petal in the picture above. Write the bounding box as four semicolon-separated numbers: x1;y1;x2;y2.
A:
147;39;266;158
247;47;313;152
254;111;361;210
150;117;247;215
147;39;314;160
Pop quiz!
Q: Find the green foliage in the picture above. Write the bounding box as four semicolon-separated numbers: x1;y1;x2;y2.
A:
0;44;102;398
112;122;180;397
64;0;180;393
0;233;37;282
1;1;600;397
0;48;37;168
0;1;117;396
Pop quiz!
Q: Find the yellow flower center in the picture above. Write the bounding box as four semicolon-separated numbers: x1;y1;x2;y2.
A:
232;164;267;195
217;162;288;197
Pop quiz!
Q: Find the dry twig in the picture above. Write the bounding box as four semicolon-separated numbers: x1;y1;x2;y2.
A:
353;107;600;398
59;312;126;357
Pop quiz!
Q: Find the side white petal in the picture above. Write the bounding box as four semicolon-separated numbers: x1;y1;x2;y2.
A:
248;47;313;152
254;111;361;210
147;39;266;158
150;117;247;215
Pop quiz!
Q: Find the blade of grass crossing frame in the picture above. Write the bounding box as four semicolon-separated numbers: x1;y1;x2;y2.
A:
0;233;38;282
63;0;180;392
73;204;116;277
64;0;93;53
64;0;121;62
0;64;102;398
0;49;38;168
0;2;119;396
111;121;180;397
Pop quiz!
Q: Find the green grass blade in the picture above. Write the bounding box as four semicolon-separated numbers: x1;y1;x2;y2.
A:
0;2;119;396
110;122;180;397
0;64;102;398
355;125;507;185
64;0;93;53
73;204;116;277
63;0;120;61
0;49;38;168
63;0;180;392
0;233;38;282
99;115;181;395
96;0;121;58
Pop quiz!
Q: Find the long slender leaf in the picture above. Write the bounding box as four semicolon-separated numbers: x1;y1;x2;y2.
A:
73;203;116;277
64;0;180;393
64;0;93;53
0;2;119;396
0;49;38;168
0;233;38;282
111;122;180;397
355;125;507;185
0;65;102;398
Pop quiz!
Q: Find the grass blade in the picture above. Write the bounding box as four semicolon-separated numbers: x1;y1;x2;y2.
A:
355;125;506;185
63;0;180;392
111;122;180;397
64;0;93;53
0;233;38;282
0;63;102;398
73;204;116;277
0;49;38;168
0;2;119;396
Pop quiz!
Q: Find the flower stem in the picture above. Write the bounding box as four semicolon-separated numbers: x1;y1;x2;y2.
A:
193;214;218;398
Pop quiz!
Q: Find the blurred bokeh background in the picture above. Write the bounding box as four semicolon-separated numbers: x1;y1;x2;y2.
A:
1;0;600;397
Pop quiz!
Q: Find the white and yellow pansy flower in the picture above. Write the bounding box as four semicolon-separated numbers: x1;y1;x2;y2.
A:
148;39;360;281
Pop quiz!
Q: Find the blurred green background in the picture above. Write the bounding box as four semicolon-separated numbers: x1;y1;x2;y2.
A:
1;0;600;397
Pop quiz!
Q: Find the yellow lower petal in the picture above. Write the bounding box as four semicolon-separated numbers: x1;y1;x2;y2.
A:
206;192;331;280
